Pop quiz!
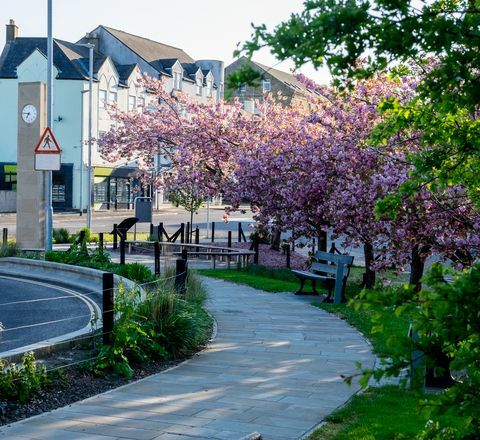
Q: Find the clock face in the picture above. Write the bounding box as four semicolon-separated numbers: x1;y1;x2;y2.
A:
22;104;37;124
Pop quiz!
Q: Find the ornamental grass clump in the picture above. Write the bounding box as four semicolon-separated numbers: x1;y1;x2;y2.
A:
93;272;211;378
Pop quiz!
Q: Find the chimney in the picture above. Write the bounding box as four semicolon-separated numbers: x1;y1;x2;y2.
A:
84;32;99;51
6;19;18;42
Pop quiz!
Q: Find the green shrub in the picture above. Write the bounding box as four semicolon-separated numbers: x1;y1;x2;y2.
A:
52;228;71;244
0;242;18;258
0;352;47;403
93;272;211;377
115;263;155;284
45;248;153;284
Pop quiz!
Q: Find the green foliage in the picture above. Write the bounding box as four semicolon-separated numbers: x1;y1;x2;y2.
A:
353;263;480;438
45;246;154;284
52;228;71;244
168;188;204;215
199;265;300;292
0;352;47;403
0;242;19;258
114;263;155;284
240;0;480;201
225;64;262;94
93;272;211;377
306;386;464;440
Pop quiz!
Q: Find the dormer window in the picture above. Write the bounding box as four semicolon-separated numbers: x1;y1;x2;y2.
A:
173;71;182;90
263;79;271;92
196;75;203;96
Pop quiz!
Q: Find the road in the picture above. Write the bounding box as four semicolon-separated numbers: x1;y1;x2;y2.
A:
0;205;254;240
0;276;97;354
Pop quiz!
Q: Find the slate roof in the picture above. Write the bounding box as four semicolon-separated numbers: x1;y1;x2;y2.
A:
228;57;310;95
101;26;195;65
115;64;138;85
0;37;106;79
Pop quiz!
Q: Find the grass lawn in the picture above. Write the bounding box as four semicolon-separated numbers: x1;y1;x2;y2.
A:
198;265;300;292
307;385;463;440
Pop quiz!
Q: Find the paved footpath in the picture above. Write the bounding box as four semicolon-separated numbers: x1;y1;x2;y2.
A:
0;278;374;440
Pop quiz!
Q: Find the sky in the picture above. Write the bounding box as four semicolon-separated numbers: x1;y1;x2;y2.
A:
0;0;331;84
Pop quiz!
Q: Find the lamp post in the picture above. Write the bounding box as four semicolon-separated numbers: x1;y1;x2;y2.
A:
45;0;53;251
74;145;83;215
78;42;94;229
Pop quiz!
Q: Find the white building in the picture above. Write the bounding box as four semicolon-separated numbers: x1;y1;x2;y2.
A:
0;21;224;212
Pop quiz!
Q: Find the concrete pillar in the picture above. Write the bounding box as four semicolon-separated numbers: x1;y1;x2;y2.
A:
16;82;47;249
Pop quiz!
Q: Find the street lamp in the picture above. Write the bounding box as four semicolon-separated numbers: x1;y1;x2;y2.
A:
45;0;53;251
77;42;94;229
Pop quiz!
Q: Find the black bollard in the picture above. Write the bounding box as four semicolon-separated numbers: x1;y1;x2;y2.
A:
175;258;188;294
113;224;118;250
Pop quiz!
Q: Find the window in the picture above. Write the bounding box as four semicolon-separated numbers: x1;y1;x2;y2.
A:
239;84;246;94
108;91;118;103
173;71;182;90
207;79;213;97
196;76;203;96
1;172;17;191
99;89;107;108
128;95;136;111
263;79;271;92
137;97;145;107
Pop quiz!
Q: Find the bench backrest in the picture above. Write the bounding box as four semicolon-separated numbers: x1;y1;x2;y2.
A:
311;251;354;279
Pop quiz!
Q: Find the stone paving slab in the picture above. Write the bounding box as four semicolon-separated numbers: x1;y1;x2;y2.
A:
0;277;374;440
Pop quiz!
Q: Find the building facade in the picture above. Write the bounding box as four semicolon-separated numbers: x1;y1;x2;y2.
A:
0;21;224;212
225;57;311;114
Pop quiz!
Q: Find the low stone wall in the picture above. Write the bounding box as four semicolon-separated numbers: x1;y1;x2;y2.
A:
0;190;16;212
0;257;144;361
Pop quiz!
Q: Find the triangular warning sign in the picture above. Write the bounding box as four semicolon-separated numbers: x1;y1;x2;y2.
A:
34;127;61;154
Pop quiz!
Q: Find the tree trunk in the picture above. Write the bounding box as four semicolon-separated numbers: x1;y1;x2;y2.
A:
410;245;426;292
317;230;327;252
270;225;282;251
363;242;376;289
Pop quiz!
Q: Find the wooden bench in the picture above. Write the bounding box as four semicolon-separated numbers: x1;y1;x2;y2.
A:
291;251;354;304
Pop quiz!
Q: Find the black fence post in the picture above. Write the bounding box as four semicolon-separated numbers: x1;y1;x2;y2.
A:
195;227;200;252
2;228;7;246
186;222;190;244
254;233;259;264
286;244;291;269
113;224;118;250
175;258;188;294
149;223;153;237
238;223;242;242
180;223;185;243
154;241;160;276
211;222;215;243
158;222;163;242
228;231;232;248
120;235;126;265
102;272;115;345
181;248;188;260
99;233;104;253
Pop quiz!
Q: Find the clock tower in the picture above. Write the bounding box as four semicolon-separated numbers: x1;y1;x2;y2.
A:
16;82;47;249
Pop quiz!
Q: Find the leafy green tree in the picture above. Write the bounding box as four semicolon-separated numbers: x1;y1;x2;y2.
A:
239;0;480;201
